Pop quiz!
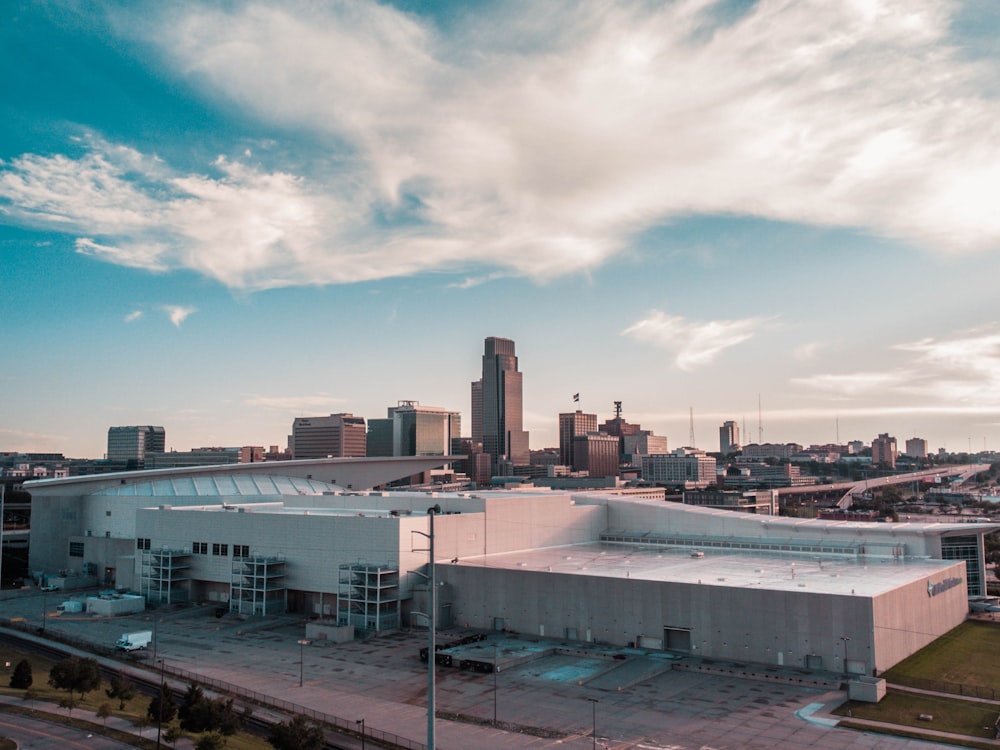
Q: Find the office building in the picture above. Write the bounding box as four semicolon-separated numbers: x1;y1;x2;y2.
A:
367;401;460;458
642;450;717;488
290;414;367;459
872;433;898;469
558;411;597;467
471;337;529;471
719;420;740;455
571;432;620;478
905;437;929;459
107;426;165;465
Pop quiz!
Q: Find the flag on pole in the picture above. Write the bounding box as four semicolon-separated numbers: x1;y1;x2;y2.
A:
573;393;579;402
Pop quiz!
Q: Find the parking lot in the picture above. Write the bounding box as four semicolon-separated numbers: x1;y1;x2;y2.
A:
0;589;958;749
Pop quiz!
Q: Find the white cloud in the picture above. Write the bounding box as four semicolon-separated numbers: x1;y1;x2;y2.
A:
792;327;1000;405
622;309;768;370
163;305;196;327
124;310;143;323
2;0;1000;289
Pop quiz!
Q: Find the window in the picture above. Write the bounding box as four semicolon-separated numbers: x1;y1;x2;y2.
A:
69;541;84;557
212;543;229;556
105;510;112;517
136;538;151;551
193;542;208;554
234;544;250;558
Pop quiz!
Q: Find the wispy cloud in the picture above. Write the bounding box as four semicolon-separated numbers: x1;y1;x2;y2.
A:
124;310;143;323
2;0;1000;290
622;310;768;370
243;394;347;412
792;327;1000;405
163;305;196;327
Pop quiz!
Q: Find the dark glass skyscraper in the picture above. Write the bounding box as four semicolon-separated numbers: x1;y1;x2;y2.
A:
472;336;529;471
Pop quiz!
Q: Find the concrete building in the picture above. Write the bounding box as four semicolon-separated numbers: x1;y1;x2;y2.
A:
642;450;717;488
905;437;929;460
873;433;898;469
107;426;165;465
25;462;999;678
558;411;597;467
291;414;367;459
719;420;740;455
471;337;529;471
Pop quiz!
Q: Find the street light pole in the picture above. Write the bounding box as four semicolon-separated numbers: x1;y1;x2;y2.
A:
411;504;441;750
587;697;598;750
356;718;365;750
156;658;165;750
297;639;310;687
840;636;851;675
493;642;498;727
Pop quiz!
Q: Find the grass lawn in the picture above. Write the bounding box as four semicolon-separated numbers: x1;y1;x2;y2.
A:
884;620;1000;692
836;691;1000;740
0;647;273;749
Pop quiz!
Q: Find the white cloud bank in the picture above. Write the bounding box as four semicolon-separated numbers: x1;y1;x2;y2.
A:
2;0;1000;289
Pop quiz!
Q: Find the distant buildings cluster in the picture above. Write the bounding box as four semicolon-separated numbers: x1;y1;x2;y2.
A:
2;336;993;493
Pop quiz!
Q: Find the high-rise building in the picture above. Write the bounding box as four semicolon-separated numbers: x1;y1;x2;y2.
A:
904;437;929;459
572;433;621;478
290;414;367;459
719;420;740;455
872;433;898;468
558;411;597;467
472;337;529;470
107;426;165;465
366;401;460;457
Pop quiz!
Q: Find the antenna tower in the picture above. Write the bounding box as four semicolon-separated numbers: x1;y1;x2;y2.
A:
614;401;622;419
757;394;763;444
689;407;696;448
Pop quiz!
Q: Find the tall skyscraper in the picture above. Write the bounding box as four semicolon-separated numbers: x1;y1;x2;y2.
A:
290;414;367;459
472;336;530;471
719;420;740;455
107;425;165;465
559;410;597;467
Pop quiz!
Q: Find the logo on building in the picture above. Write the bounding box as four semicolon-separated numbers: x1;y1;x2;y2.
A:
927;577;963;597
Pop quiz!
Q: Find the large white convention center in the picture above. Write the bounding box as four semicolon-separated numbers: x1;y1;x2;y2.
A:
25;458;999;678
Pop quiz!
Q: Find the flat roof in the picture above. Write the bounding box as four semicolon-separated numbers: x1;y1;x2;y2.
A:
447;541;962;597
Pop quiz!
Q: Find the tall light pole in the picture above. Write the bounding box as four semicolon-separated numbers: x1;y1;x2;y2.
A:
587;697;598;750
493;642;498;727
412;504;441;750
297;639;310;687
356;718;365;750
840;636;851;675
156;658;165;750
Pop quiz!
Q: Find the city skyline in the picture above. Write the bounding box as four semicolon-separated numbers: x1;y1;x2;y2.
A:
4;1;1000;458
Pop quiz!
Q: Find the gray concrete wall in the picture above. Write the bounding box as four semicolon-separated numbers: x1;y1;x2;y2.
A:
438;564;959;673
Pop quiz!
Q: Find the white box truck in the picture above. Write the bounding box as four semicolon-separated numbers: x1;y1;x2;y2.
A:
115;630;153;651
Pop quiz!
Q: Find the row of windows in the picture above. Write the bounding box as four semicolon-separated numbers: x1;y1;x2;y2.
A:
192;542;251;557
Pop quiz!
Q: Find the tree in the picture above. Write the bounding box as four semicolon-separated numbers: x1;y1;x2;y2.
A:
48;656;102;699
58;694;77;717
194;732;227;750
106;671;136;709
179;683;249;735
97;701;113;727
9;658;32;689
269;714;325;750
163;725;184;747
147;683;178;724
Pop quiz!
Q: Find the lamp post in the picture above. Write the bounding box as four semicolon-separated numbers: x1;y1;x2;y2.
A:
493;642;498;727
356;718;365;750
156;658;165;750
412;504;441;749
41;587;47;634
297;639;310;687
840;636;851;675
587;697;598;750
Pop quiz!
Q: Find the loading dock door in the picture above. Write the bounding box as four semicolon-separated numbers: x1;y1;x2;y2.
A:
664;627;691;652
638;635;663;650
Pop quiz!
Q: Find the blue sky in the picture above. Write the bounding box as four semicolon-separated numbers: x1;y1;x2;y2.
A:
4;0;1000;459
